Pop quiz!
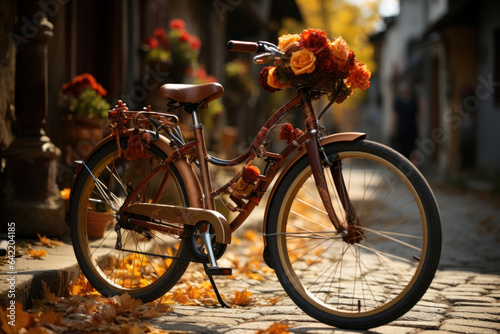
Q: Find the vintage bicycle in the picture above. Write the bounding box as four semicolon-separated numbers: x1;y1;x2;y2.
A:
68;38;442;330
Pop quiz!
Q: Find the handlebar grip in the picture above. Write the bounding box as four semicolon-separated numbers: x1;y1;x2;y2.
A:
227;40;261;53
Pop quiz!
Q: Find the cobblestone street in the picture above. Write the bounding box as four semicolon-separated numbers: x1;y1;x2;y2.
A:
148;188;500;333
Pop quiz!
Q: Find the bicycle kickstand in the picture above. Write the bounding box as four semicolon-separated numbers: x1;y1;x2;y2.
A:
203;263;231;308
201;229;232;308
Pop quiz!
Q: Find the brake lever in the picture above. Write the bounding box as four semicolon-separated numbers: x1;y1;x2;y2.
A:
253;41;287;64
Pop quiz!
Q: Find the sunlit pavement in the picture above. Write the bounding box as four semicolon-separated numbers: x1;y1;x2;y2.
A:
1;187;499;333
148;187;500;333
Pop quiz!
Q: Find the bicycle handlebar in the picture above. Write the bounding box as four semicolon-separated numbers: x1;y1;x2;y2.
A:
227;40;263;53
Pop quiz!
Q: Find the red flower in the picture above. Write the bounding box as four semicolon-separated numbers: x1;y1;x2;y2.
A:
346;59;371;91
279;123;303;144
189;35;201;51
205;75;217;83
61;73;107;97
144;37;158;49
242;165;260;182
170;19;185;30
259;67;281;93
299;28;329;54
335;50;356;78
279;123;294;142
123;132;151;160
179;30;191;42
153;28;168;49
292;128;304;140
315;48;336;73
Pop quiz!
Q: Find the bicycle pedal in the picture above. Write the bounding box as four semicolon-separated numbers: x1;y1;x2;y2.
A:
205;266;232;276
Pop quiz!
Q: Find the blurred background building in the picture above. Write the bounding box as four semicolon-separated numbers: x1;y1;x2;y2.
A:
367;0;500;184
1;0;499;237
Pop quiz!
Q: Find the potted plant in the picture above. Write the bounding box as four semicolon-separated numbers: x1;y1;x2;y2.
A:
142;19;201;83
86;201;115;239
61;73;111;164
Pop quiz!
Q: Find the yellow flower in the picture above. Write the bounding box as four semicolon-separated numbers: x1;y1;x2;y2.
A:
330;37;350;64
290;49;316;75
267;67;288;89
278;34;301;51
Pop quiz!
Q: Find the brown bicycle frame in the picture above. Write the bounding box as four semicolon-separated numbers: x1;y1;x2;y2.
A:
117;88;351;237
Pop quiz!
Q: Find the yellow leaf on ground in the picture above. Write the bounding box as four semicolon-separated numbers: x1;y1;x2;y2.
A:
256;322;290;334
40;281;59;304
13;302;35;332
201;281;212;290
24;327;49;334
113;293;142;314
187;284;204;300
25;249;47;259
60;188;70;200
172;290;191;305
231;289;253;306
68;275;98;296
0;307;16;334
38;309;63;325
244;230;258;241
37;234;63;248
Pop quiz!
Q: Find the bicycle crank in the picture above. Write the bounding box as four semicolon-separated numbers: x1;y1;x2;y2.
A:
124;203;231;244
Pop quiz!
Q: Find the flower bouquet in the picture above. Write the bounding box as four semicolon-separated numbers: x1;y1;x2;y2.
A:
259;29;371;103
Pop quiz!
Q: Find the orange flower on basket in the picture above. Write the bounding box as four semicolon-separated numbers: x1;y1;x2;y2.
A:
299;28;330;54
259;66;281;93
278;34;301;51
267;67;288;89
315;48;336;73
290;49;316;75
347;60;371;91
330;37;350;65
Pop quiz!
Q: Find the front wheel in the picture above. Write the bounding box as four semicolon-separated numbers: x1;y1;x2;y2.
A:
266;140;441;329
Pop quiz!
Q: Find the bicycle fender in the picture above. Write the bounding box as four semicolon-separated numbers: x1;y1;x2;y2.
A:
69;131;204;211
262;132;366;245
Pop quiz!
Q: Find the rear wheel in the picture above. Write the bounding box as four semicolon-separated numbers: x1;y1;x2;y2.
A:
69;138;192;302
266;140;441;329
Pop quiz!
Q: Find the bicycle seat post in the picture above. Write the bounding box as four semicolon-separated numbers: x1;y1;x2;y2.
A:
191;107;215;211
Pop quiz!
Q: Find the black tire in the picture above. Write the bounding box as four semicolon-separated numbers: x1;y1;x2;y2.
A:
69;138;192;302
266;140;441;329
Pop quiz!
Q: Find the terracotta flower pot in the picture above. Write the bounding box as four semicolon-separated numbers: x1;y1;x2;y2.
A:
86;210;115;239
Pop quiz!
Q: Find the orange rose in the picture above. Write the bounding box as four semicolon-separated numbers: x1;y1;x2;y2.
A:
290;49;316;75
278;34;301;51
267;67;288;89
330;37;350;65
346;61;371;91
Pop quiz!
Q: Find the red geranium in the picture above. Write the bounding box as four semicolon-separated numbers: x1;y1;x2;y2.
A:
299;28;329;54
179;30;191;42
189;35;201;51
154;28;168;49
144;37;158;49
259;67;281;93
315;48;336;73
61;73;107;97
169;19;185;30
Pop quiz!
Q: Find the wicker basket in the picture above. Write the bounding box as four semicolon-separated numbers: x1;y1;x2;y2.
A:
289;71;343;93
